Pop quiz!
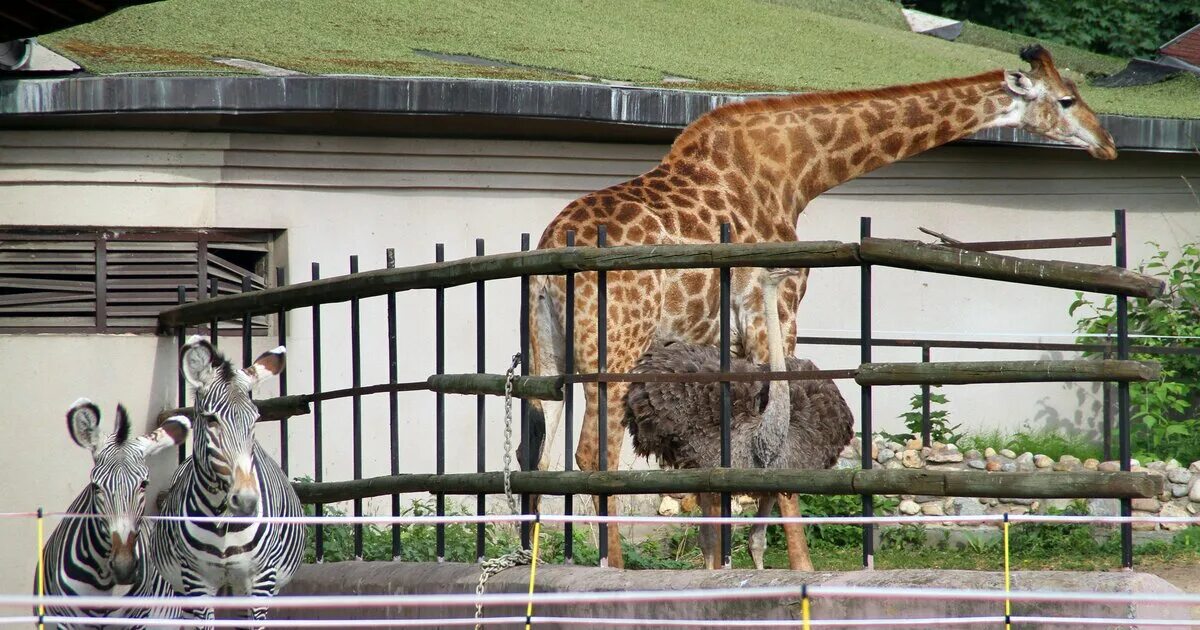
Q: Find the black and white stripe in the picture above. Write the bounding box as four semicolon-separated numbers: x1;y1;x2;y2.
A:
150;337;304;628
37;400;187;630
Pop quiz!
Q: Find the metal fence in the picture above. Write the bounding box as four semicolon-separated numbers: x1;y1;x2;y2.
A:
156;208;1196;571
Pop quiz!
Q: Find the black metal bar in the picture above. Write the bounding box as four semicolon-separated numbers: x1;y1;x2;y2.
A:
1115;209;1132;569
564;230;576;564
311;262;325;562
95;236;107;332
435;243;446;561
350;255;363;559
921;345;931;448
794;335;1200;356
719;223;733;568
1103;347;1113;462
276;267;289;476
387;248;402;560
196;236;207;335
520;234;532;549
474;239;486;562
860;217;874;570
241;275;252;368
596;225;609;567
209;277;219;347
176;285;186;465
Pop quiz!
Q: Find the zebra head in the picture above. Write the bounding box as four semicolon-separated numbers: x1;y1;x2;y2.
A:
67;399;190;586
180;336;285;517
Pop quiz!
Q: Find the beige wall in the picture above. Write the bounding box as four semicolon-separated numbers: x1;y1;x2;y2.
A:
1;130;1198;593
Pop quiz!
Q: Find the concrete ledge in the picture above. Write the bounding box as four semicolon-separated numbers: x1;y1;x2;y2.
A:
277;561;1187;629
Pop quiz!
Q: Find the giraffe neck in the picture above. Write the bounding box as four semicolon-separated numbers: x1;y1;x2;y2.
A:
667;70;1014;230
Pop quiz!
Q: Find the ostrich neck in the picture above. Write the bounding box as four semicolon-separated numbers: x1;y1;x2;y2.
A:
754;277;791;467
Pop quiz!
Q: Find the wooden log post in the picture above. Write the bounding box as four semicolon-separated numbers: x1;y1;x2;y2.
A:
426;373;563;401
292;468;1163;504
157;394;312;425
856;359;1160;386
158;241;860;331
860;238;1165;298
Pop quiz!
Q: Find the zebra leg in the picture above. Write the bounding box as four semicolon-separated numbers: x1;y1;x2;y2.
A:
233;569;277;630
178;576;217;630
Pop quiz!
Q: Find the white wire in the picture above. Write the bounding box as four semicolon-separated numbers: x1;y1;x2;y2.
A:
795;328;1200;341
0;617;38;626
1010;617;1200;627
534;615;1007;627
41;615;526;627
18;512;1200;527
11;585;1200;611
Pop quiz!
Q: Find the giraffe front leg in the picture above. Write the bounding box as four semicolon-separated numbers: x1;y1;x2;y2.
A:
697;492;723;570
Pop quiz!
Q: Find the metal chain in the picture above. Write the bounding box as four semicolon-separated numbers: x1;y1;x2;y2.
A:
502;352;521;515
476;352;530;629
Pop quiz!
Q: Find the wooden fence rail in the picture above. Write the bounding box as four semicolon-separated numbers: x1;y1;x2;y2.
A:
292;468;1164;504
157;239;1163;330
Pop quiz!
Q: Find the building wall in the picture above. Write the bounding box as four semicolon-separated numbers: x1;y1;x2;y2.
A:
1;129;1198;593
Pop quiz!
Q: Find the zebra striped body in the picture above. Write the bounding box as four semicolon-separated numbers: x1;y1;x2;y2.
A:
151;338;303;627
37;401;187;630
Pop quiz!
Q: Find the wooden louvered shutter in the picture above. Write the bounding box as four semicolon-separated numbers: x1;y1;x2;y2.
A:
104;241;202;331
0;238;97;330
205;241;268;332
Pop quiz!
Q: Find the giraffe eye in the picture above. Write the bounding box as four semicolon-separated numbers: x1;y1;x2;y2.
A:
1058;97;1075;109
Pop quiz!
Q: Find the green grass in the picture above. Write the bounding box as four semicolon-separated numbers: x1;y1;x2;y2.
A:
954;22;1125;77
36;0;1200;119
958;427;1104;462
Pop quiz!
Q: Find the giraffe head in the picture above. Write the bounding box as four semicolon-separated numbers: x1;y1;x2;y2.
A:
181;336;285;517
67;399;190;585
1002;45;1117;160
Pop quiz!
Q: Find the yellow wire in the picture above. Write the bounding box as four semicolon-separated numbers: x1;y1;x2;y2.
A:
37;508;45;630
1003;517;1011;630
525;520;542;630
801;590;811;630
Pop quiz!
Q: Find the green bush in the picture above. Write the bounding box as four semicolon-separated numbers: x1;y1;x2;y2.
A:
882;388;961;446
1071;242;1200;464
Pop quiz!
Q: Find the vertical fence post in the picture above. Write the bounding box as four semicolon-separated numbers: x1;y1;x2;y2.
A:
1103;347;1113;462
176;286;187;464
719;223;733;568
276;267;289;476
596;225;609;567
387;248;402;560
311;262;325;562
241;276;252;368
920;344;931;448
860;217;874;570
435;243;446;561
564;230;577;564
1115;209;1132;569
209;277;219;349
349;256;363;559
475;239;487;562
520;234;532;549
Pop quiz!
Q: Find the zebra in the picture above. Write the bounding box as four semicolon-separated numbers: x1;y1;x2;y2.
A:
37;399;188;630
150;336;304;628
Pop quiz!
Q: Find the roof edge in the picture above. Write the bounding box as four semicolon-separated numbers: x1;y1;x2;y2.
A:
0;75;1196;152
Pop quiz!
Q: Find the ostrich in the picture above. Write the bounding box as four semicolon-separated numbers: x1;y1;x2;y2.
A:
623;268;854;570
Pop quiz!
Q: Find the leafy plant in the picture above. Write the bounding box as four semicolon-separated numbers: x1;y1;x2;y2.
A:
795;494;899;548
880;524;927;552
1070;242;1200;464
882;388;961;446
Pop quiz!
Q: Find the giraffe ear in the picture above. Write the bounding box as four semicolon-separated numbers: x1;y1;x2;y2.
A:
1003;71;1038;100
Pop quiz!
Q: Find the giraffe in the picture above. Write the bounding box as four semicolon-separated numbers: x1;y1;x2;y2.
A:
528;45;1116;569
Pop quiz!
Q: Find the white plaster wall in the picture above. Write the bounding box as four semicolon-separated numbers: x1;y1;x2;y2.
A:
1;130;1198;594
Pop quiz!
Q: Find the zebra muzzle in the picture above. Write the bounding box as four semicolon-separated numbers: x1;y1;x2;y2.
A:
110;533;137;585
228;466;259;516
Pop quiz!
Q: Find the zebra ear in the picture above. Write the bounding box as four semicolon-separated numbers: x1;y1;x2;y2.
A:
244;346;286;385
139;414;191;458
67;398;104;455
181;335;220;389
